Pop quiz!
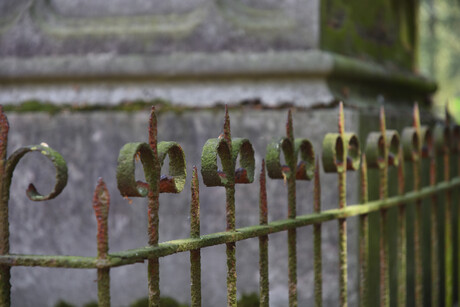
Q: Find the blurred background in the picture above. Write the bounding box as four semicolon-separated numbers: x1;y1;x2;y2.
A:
420;0;460;120
0;0;458;306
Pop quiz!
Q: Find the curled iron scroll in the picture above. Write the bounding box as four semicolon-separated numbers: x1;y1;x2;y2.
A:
402;126;432;161
201;137;255;187
116;142;157;197
434;124;451;154
385;130;400;167
451;125;460;153
266;137;315;180
5;144;68;201
158;141;187;193
365;131;399;169
232;138;255;184
266;137;294;179
116;141;187;196
322;133;360;173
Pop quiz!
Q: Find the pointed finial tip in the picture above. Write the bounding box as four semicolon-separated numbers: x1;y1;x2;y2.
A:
96;177;106;188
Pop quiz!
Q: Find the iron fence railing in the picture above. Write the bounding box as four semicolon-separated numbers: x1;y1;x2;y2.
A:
0;103;457;307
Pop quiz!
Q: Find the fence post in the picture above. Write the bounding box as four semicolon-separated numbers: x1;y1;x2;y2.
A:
322;102;360;307
201;106;255;307
266;109;315;306
93;178;111;307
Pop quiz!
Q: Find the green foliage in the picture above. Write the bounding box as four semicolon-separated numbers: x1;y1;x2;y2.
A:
130;296;188;307
54;301;76;307
83;302;99;307
419;0;460;121
129;297;149;307
237;293;260;307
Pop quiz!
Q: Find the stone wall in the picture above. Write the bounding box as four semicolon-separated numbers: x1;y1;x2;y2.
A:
0;0;438;306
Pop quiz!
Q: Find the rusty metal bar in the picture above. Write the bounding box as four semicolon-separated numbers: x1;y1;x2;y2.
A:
0;106;10;307
443;132;453;307
455;125;460;307
337;104;348;307
0;106;68;307
0;177;459;270
314;158;322;307
93;178;111;307
223;107;237;307
359;154;368;307
430;153;439;307
259;160;269;307
285;110;298;307
266;109;315;307
148;108;161;307
322;103;360;307
378;108;390;307
396;149;406;307
201;106;255;307
190;167;201;307
412;106;423;307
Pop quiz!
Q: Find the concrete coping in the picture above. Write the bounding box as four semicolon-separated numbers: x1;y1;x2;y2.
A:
0;50;436;93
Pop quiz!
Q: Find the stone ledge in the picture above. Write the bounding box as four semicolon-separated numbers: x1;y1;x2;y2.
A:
0;50;436;106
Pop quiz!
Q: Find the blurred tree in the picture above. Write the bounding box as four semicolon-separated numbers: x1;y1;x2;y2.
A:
420;0;460;121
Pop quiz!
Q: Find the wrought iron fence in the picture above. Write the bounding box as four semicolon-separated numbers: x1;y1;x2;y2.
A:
0;102;457;307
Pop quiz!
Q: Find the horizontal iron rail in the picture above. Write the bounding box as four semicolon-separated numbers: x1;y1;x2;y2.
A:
0;176;458;270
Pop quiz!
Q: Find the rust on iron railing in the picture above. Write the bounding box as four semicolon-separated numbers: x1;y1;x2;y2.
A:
0;103;458;307
266;109;314;307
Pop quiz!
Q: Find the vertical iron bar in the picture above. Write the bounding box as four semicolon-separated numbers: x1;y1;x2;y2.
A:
359;154;368;307
397;149;406;307
314;158;322;307
338;103;348;307
413;105;423;307
148;107;161;307
379;108;389;307
457;138;460;307
223;106;237;307
259;160;269;307
286;110;297;307
0;107;10;307
190;167;201;307
430;155;439;307
444;135;452;307
93;178;111;307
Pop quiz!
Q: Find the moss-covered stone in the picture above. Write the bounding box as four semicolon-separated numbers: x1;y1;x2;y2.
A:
321;0;418;71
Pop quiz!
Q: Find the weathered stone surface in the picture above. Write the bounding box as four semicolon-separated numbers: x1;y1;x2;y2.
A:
0;0;318;57
321;0;418;70
6;107;359;307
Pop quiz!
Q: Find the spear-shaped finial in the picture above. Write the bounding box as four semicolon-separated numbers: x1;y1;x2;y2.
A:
338;102;345;137
0;106;9;161
287;109;294;141
149;106;158;156
223;105;232;145
93;178;110;259
413;103;421;131
379;106;386;135
445;102;451;126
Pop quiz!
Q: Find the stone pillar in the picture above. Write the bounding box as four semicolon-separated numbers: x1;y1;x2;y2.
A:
0;1;435;306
